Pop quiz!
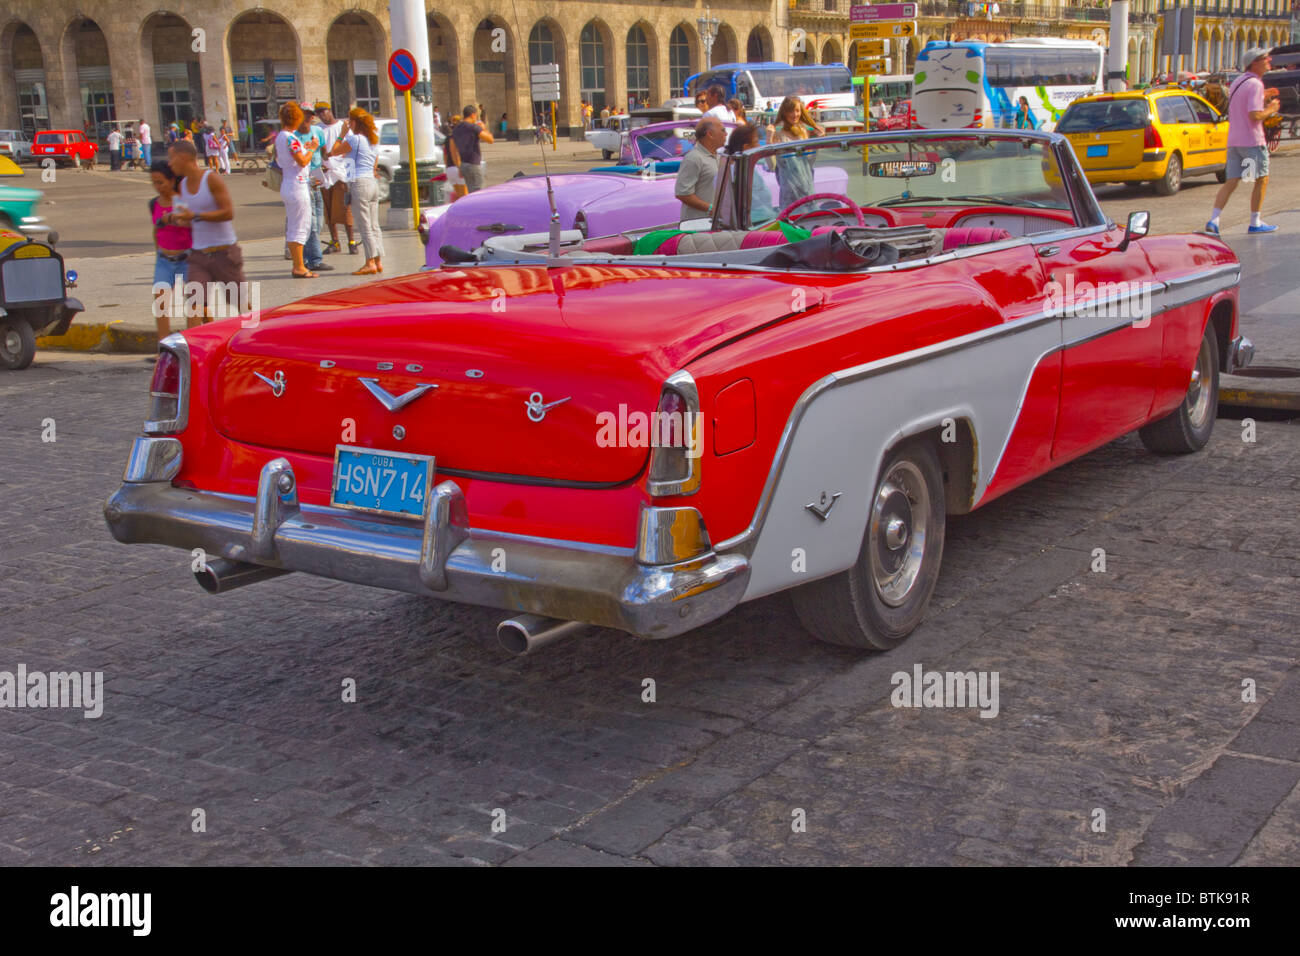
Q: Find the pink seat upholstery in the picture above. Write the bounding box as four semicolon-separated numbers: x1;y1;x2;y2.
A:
739;230;790;249
942;226;1012;250
657;234;686;255
810;225;848;236
581;236;634;255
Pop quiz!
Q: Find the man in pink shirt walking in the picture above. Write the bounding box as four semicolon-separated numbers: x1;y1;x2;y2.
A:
1206;47;1281;235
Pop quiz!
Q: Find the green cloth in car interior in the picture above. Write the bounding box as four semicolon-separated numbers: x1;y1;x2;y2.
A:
633;229;688;255
776;220;813;243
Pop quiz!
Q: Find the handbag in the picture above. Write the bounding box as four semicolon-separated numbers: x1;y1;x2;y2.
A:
264;162;282;191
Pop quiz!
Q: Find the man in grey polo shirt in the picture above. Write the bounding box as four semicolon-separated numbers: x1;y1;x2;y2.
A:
675;116;727;221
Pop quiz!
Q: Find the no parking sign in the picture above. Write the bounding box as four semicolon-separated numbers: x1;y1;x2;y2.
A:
387;49;417;92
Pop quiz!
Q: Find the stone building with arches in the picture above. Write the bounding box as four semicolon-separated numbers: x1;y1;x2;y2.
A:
3;1;1293;143
0;0;805;141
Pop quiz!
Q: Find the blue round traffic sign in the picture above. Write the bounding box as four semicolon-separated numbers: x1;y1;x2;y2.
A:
388;49;417;92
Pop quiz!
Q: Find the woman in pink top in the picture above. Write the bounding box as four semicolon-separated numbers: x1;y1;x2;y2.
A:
148;158;193;342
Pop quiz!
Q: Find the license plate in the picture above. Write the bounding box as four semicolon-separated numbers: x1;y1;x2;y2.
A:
1086;144;1109;157
331;446;433;518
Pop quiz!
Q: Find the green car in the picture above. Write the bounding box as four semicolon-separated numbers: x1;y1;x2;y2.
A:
0;156;56;244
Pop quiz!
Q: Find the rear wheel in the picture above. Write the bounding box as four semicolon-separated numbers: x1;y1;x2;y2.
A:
602;149;613;160
0;320;37;370
791;439;946;649
1215;168;1227;184
1139;323;1219;454
1155;152;1182;195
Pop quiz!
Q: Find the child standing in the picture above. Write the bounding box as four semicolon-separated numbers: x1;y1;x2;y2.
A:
148;159;193;342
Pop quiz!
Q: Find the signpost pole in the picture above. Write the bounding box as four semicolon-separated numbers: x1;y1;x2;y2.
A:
403;88;420;231
551;100;556;151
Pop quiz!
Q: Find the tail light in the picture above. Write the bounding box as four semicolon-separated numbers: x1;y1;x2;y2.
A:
972;108;986;128
144;334;190;434
646;370;701;497
1144;124;1162;148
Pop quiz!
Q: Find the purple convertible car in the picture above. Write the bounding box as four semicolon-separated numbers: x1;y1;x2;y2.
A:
420;120;849;267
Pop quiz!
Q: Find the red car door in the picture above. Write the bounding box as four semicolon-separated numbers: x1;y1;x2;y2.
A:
1044;223;1160;461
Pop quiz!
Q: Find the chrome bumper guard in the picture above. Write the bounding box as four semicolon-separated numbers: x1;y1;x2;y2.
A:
1226;335;1254;375
104;450;750;639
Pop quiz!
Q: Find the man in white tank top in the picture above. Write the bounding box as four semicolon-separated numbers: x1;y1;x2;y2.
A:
167;139;246;325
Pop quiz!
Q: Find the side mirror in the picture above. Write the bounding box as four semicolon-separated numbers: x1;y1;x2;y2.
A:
1119;210;1149;250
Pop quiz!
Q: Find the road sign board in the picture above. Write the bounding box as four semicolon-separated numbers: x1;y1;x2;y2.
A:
851;3;917;21
855;58;888;76
853;39;887;56
849;21;916;40
387;49;417;92
530;62;561;102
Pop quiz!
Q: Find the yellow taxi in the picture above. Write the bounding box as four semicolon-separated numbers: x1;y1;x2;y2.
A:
1056;87;1227;195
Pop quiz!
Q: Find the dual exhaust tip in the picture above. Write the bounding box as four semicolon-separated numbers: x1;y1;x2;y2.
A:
196;559;584;655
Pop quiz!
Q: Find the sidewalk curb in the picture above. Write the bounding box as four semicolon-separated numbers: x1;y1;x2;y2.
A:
1219;384;1300;412
38;321;157;355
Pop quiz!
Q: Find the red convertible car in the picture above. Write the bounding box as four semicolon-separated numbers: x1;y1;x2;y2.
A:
105;129;1250;654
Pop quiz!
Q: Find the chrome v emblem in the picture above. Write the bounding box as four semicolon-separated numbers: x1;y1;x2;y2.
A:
358;377;438;412
805;491;842;522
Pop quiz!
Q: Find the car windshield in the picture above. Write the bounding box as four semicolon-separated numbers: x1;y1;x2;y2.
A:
727;132;1074;228
631;126;696;162
1058;99;1148;131
380;123;398;145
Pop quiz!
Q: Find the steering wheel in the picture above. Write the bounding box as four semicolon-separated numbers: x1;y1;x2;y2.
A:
778;192;866;227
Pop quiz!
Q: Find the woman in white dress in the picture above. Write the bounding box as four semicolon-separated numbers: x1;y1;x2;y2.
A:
274;102;318;278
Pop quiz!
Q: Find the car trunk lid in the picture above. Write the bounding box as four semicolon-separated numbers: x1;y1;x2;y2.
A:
209;264;819;484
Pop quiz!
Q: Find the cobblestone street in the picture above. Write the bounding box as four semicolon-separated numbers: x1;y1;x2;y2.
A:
1;353;1296;865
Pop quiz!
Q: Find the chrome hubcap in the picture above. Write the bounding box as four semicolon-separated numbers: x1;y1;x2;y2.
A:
1186;336;1213;430
870;460;929;607
2;327;18;357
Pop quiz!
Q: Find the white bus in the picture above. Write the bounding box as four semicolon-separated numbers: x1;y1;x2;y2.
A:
684;63;855;112
913;39;1104;132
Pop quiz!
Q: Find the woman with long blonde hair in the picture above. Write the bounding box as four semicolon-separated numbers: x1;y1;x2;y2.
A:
327;107;384;275
765;96;824;210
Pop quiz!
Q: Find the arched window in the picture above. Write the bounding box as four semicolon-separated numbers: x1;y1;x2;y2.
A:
529;23;555;66
627;26;650;107
580;23;606;112
669;27;692;97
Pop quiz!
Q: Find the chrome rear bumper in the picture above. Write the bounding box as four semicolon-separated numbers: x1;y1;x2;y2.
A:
103;451;749;640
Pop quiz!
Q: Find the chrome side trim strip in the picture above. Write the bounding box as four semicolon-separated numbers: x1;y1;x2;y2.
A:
714;262;1241;554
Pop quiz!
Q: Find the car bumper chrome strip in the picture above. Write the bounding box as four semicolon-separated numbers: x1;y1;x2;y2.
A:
103;458;750;640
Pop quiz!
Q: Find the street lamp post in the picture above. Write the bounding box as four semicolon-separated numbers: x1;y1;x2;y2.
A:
698;6;720;70
1224;18;1235;73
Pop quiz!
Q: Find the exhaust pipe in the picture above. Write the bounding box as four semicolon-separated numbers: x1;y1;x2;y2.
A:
195;557;291;594
496;613;587;656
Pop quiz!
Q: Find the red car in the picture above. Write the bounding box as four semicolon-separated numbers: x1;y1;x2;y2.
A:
105;129;1250;654
31;130;97;168
873;99;917;132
